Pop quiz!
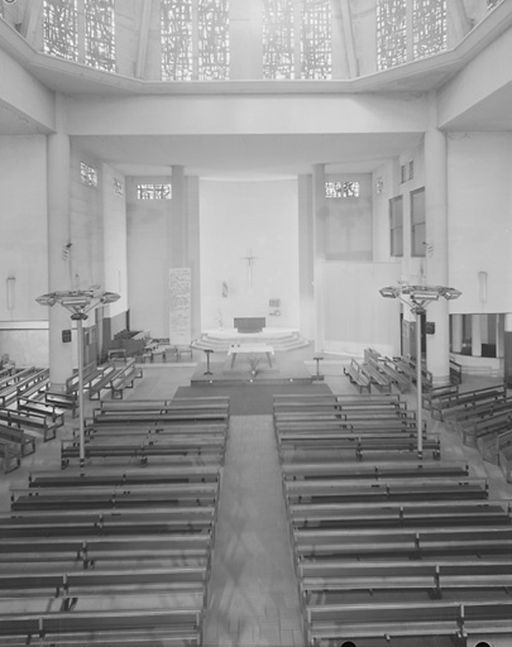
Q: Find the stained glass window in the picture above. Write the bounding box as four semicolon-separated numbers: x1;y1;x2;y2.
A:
80;161;98;187
376;0;407;71
137;184;172;200
300;0;332;80
43;0;78;62
198;0;230;80
412;0;447;60
263;0;295;79
161;0;193;81
85;0;116;72
325;181;360;199
411;187;426;256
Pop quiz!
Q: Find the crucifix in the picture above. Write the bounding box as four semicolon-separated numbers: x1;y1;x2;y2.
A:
242;249;258;287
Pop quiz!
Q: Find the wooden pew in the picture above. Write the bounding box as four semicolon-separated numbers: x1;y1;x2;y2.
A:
0;441;21;473
277;433;441;461
305;598;512;646
430;383;507;421
45;390;77;417
0;368;49;407
109;359;143;399
289;499;511;531
28;464;222;487
300;559;512;602
17;396;65;425
281;460;469;481
0;408;58;441
60;436;226;468
0;422;36;457
0;607;203;647
10;482;221;511
284;477;489;504
342;360;371;394
360;360;393;394
422;382;459;410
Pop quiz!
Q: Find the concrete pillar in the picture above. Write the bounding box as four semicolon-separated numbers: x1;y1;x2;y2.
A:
471;314;482;357
424;92;450;386
451;313;463;353
312;164;327;353
496;313;504;359
298;175;315;341
46;95;74;388
170;165;186;266
186;175;201;340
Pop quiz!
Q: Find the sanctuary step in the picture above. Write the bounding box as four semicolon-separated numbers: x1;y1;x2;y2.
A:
192;328;310;353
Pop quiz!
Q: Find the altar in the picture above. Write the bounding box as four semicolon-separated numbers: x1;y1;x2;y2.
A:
228;343;274;369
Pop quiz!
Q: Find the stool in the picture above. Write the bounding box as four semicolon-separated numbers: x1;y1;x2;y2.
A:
203;348;214;376
312;355;324;381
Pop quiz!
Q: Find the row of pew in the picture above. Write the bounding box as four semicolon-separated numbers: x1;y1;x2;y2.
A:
273;392;512;646
0;394;230;646
424;382;512;483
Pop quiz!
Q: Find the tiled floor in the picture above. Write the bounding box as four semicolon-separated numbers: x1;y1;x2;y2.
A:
1;358;512;647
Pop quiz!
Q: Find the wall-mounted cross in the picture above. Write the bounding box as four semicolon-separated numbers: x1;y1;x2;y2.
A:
242;249;258;287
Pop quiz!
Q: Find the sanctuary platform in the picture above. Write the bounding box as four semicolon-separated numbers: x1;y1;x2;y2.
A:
191;327;310;352
190;350;314;386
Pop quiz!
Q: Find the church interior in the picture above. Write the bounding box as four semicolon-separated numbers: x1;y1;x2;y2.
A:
1;0;512;645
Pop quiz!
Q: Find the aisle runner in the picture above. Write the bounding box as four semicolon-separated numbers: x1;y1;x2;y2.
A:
175;382;332;415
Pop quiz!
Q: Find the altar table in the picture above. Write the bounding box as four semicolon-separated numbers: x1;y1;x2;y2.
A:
228;344;275;369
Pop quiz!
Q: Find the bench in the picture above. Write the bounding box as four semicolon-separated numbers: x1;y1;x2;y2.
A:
277;433;441;461
284;477;488;505
305;598;512;646
430;383;507;421
343;360;371;394
281;460;469;481
0;408;58;441
0;368;49;407
109;360;143;399
0;607;203;647
11;481;221;511
0;441;21;473
45;391;77;417
422;383;459;410
92;408;230;425
17;397;65;426
87;364;119;400
289;499;511;531
300;559;512;601
0;422;36;457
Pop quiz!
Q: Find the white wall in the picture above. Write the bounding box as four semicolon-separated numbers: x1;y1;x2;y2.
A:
199;178;300;330
126;177;171;337
102;164;128;316
322;260;401;357
447;132;512;314
0;135;48;323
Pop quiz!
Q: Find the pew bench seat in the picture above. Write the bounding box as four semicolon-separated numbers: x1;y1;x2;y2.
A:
0;409;58;441
0;423;36;456
0;440;21;473
305;598;512;646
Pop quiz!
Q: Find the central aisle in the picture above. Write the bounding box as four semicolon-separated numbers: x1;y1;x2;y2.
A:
202;415;304;647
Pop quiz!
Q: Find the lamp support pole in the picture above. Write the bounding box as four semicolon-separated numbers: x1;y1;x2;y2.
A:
72;312;87;470
415;307;423;458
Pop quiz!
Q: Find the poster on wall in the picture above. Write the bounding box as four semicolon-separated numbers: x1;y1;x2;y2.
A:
169;267;192;345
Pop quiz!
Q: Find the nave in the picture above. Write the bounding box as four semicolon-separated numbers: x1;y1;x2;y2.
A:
1;362;512;646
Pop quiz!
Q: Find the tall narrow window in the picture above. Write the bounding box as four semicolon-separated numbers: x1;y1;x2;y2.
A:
412;0;447;60
161;0;193;80
263;0;295;79
376;0;407;71
300;0;332;79
389;195;403;257
43;0;78;62
161;0;230;80
198;0;230;80
410;187;426;256
85;0;116;72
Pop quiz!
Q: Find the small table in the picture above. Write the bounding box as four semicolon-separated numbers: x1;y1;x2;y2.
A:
228;344;274;370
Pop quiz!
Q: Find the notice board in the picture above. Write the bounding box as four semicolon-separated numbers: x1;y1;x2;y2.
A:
169;267;192;345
